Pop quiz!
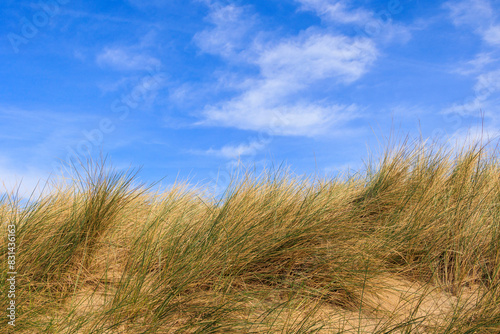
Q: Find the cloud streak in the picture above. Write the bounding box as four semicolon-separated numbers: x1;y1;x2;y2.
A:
205;140;267;159
294;0;412;44
97;47;161;71
193;4;257;59
295;0;373;25
444;0;499;46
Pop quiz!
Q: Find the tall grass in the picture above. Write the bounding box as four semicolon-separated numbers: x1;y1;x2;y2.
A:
1;136;499;333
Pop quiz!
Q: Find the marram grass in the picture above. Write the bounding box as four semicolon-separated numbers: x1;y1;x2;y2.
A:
1;137;500;333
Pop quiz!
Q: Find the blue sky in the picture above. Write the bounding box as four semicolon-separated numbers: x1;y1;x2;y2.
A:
1;0;500;198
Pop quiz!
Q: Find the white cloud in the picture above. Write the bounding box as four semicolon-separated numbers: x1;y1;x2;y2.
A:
295;0;372;25
474;69;500;100
96;47;161;71
257;33;377;84
444;0;500;46
203;99;358;137
440;70;498;123
205;140;267;159
193;4;256;58
193;2;401;137
443;69;500;117
444;99;483;116
453;52;496;75
294;0;412;44
484;25;500;45
197;26;375;136
444;0;493;27
444;0;500;123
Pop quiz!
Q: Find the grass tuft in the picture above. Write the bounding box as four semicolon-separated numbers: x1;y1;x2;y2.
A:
1;136;500;333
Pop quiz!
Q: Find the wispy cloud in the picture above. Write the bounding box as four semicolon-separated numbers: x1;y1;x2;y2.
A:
205;140;267;159
444;0;493;27
193;4;257;59
195;2;377;136
443;68;500;118
484;25;500;46
453;52;496;75
203;99;358;137
443;98;484;116
443;0;500;123
295;0;372;25
97;47;161;71
257;32;377;84
474;69;500;100
444;0;499;46
294;0;412;43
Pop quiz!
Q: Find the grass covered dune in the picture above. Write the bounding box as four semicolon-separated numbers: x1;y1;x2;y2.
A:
1;137;500;333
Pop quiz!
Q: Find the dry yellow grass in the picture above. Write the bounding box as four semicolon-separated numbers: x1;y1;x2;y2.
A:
1;136;499;333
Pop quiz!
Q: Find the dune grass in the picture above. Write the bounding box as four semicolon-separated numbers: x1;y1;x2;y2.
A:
1;135;500;333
